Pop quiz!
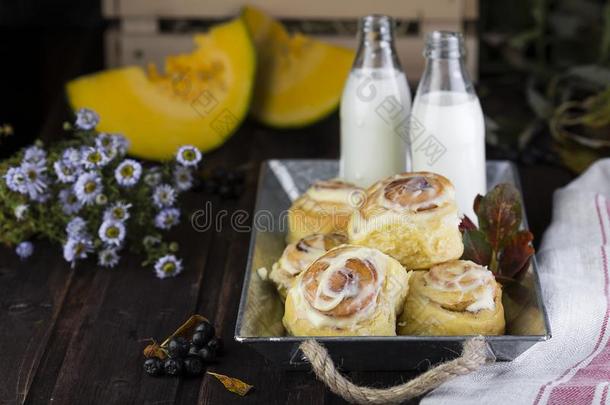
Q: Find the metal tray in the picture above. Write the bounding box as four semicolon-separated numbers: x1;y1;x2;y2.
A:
234;159;551;371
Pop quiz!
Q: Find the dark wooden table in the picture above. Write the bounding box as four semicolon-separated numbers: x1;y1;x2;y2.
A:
0;29;575;405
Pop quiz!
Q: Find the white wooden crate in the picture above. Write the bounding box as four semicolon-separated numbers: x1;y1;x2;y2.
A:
102;0;479;82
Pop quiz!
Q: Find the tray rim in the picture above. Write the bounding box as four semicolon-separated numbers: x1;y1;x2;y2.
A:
234;159;552;344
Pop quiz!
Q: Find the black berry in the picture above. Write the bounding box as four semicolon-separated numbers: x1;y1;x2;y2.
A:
198;346;216;362
218;184;233;199
207;337;223;355
226;170;244;185
164;358;184;376
184;356;205;376
143;357;164;376
188;344;200;356
167;337;189;358
204;179;218;194
192;331;210;348
195;321;215;342
212;167;227;179
231;184;244;198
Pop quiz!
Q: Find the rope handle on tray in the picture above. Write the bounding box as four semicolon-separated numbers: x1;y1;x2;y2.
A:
299;336;492;404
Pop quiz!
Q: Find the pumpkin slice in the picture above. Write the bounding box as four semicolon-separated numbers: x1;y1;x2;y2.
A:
66;18;255;161
242;6;355;128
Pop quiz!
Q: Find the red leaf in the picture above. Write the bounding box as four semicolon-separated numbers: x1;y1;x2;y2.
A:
459;215;477;232
477;184;523;250
473;194;483;217
462;229;493;267
499;230;534;279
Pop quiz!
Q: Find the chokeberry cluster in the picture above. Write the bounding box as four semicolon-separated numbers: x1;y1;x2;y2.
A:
143;320;222;377
200;167;245;200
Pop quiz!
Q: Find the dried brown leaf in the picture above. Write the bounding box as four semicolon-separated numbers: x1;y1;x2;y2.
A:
207;372;253;396
143;341;167;360
161;314;209;348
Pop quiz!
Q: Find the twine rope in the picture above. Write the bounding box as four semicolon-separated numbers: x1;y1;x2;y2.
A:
299;336;491;404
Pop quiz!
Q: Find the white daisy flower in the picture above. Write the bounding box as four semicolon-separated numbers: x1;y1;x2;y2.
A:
144;167;162;187
81;146;110;169
4;167;27;194
75;108;99;130
154;254;183;279
74;172;103;205
115;159;142;187
103;201;132;222
98;247;120;268
23;146;47;166
62;147;82;167
96;133;128;158
173;165;193;191
154;207;180;230
152;184;177;208
113;134;129;155
16;241;34;260
20;161;48;200
176;145;202;167
53;160;79;183
59;188;83;215
95;133;117;160
98;220;126;246
66;216;88;238
14;204;28;220
63;236;93;268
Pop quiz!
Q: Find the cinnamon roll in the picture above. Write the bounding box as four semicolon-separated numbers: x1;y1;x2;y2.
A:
283;245;410;336
287;179;364;243
347;172;463;269
269;233;347;300
398;260;505;336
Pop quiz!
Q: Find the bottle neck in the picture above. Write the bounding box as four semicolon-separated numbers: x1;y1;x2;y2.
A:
417;31;474;96
420;58;474;94
352;15;403;71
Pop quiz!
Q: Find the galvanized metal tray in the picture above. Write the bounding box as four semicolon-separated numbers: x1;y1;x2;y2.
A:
235;159;551;371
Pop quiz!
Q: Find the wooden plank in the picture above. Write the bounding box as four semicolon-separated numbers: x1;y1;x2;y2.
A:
102;0;479;20
103;0;464;20
120;18;158;34
0;245;74;404
37;199;214;404
464;0;479;19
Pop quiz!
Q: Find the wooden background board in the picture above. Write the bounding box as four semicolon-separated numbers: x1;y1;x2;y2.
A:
101;0;479;81
102;0;479;20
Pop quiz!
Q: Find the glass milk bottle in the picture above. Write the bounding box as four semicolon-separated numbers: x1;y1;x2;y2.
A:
340;15;412;188
411;31;486;220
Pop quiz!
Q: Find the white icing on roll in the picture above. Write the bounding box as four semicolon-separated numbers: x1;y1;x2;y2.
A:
295;246;386;329
305;179;361;207
377;174;455;213
424;260;496;312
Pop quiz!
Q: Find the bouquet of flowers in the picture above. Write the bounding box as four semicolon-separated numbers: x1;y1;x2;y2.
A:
0;108;202;279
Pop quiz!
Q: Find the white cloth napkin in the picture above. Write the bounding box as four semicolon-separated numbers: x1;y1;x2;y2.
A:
423;159;610;405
